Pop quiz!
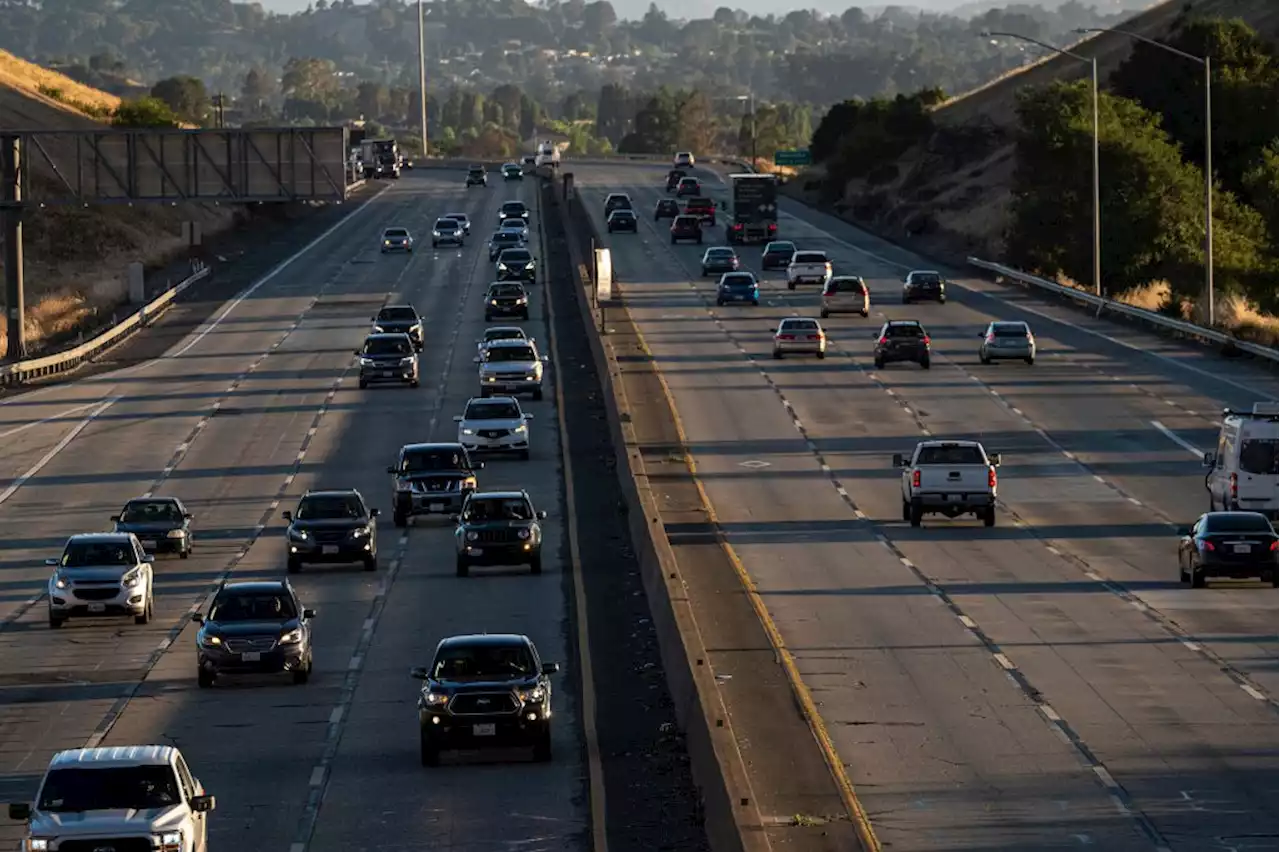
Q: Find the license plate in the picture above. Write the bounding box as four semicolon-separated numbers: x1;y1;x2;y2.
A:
473;723;496;737
241;652;261;662
88;603;106;613
947;495;961;503
321;545;338;555
382;371;393;377
1233;544;1252;553
428;502;444;512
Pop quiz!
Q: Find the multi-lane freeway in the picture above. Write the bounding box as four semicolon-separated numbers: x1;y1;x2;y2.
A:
0;173;597;851
576;162;1278;852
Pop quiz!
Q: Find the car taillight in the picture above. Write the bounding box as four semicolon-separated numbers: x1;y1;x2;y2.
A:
1026;334;1034;343
911;470;921;488
732;223;743;231
922;336;931;346
1271;540;1278;552
878;336;888;345
768;223;777;232
1200;540;1216;551
1230;472;1238;499
988;467;997;488
778;334;794;340
807;334;821;340
825;263;832;271
985;334;996;343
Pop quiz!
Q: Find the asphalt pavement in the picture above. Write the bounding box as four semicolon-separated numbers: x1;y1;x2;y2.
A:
575;162;1278;852
0;172;590;852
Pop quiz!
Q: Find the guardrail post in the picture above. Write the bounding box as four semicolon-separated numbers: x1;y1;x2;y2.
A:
2;135;26;362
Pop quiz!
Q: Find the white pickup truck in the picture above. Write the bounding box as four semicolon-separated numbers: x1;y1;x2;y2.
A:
895;440;1001;527
786;250;832;290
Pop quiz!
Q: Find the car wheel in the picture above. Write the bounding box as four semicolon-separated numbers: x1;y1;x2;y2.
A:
533;727;552;762
135;594;153;625
198;668;216;689
456;556;470;577
530;554;543;575
816;351;826;359
938;296;946;304
1179;558;1189;583
484;314;493;322
48;610;63;629
772;349;782;359
716;299;724;306
1025;357;1035;365
180;547;190;559
363;555;377;572
670;236;677;244
533;387;544;401
820;309;829;318
983;507;996;528
1269;570;1278;589
409;378;420;388
902;296;910;304
393;510;407;528
920;358;931;370
287;557;302;574
420;729;440;767
874;358;884;369
1191;566;1206;589
480;388;491;398
909;505;923;527
292;658;312;685
902;501;911;522
980;355;991;365
520;449;531;460
787;280;796;291
861;309;869;317
521;311;530;320
696;237;702;244
358;378;368;389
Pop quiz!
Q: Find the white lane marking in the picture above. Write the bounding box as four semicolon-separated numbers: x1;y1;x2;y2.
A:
0;398;119;505
0;401;101;441
1151;420;1205;459
1241;683;1267;701
308;766;325;787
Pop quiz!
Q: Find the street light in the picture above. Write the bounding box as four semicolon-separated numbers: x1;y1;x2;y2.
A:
982;31;1101;299
417;0;428;157
1077;27;1214;326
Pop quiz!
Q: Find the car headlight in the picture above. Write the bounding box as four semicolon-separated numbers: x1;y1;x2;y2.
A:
383;241;391;246
400;356;415;366
121;570;142;588
53;574;68;590
432;230;441;237
289;529;309;540
525;262;535;270
359;357;374;367
423;691;448;706
409;323;421;333
517;687;545;702
166;529;185;539
465;531;479;542
461;477;477;489
516;297;528;305
490;299;499;306
461;428;475;435
27;838;51;851
372;325;385;333
497;263;508;271
280;629;303;645
351;526;369;538
156;830;182;850
513;424;527;433
517;529;531;540
200;633;222;648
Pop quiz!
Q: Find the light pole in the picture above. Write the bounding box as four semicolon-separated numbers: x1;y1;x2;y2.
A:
1077;27;1213;326
735;93;756;170
417;0;428;157
982;31;1102;299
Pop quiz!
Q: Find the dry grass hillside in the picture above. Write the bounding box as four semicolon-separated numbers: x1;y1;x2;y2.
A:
784;0;1278;338
0;50;238;357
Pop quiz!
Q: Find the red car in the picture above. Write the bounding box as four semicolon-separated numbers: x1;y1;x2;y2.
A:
684;196;716;226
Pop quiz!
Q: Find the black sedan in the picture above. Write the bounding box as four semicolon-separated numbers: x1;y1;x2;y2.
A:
112;497;194;558
1178;511;1278;588
761;240;797;271
607;209;638;233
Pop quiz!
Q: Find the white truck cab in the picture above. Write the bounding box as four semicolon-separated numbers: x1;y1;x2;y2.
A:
1204;402;1279;519
9;745;215;851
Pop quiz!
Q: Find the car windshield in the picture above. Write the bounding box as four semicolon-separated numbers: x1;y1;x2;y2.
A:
485;329;524;342
119;501;182;524
487;346;536;362
436;220;458;229
916;445;986;465
377;307;417;322
364;337;412;356
384;229;408;238
446;213;467;222
680;179;697;186
992;324;1029;337
502;218;525;228
468;168;483;174
502;205;526;215
687;198;712;208
464;497;534;522
500;250;531;263
794;253;826;264
886;325;925;338
295;495;365;520
675;217;698;226
466;401;521;420
37;766;182;812
1203;513;1275;533
490;285;524;298
1239;439;1279;475
401;449;468;472
781;320;818;332
61;541;135;567
210;592;298;622
766;243;795;254
493;232;520;244
432;643;534;680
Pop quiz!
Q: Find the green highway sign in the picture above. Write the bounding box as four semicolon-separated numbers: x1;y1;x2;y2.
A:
774;149;811;166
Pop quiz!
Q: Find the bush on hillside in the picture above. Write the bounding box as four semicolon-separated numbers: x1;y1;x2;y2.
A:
111;96;179;128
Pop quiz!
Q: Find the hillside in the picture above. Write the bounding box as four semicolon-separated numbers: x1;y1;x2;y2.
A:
0;50;237;358
785;0;1277;315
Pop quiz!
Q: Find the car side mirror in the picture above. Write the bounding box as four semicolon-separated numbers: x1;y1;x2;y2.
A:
453;415;463;422
110;514;121;522
978;331;986;337
45;557;60;567
990;453;1002;466
281;511;292;521
541;356;549;362
386;466;398;474
537;510;548;519
190;795;215;813
302;608;317;619
524;413;534;420
410;666;429;680
1177;526;1191;537
143;554;155;564
354;349;360;355
191;613;204;624
369;508;380;518
8;803;31;821
472;356;481;363
892;454;905;468
448;514;460;523
184;513;194;520
474;461;485;470
1202;452;1215;467
541;662;560;675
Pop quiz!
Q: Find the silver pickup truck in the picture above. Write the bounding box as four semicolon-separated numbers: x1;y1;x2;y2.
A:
895;440;1000;527
786;250;832;290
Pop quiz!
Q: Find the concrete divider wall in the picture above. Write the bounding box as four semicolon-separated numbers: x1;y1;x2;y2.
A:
540;177;770;852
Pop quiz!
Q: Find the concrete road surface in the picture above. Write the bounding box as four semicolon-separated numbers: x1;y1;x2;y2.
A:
573;161;1278;852
0;173;588;852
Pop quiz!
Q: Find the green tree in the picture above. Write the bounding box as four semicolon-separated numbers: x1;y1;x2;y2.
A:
111;96;180;128
676;90;715;155
281;57;339;103
150;75;208;124
240;68;272;115
355;81;389;120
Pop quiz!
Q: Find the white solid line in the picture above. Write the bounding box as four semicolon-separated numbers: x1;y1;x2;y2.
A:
308;766;324;787
0;401;100;440
1039;704;1062;723
329;706;344;725
1181;640;1201;652
958;615;978;629
0;398;118;506
1151;420;1205;459
1093;766;1119;789
347;655;362;671
992;653;1015;670
1240;683;1267;701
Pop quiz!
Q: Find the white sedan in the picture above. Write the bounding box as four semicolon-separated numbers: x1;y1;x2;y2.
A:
772;317;827;359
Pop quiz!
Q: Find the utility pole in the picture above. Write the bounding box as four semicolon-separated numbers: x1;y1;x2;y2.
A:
1;136;25;361
417;0;428;157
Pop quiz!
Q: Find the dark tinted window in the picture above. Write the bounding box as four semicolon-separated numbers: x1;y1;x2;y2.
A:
502;203;527;214
120;500;182;523
463;496;534;522
432;643;534;679
210;591;297;622
993;324;1029;337
722;274;755;286
826;278;865;293
500;249;532;262
781;320;818;331
490;284;524;298
766;242;795;253
402;449;469;472
466;400;521;420
502;218;525;229
296;495;365;520
707;248;734;258
435;219;459;229
1202;513;1275;533
674;216;699;227
610;209;635;218
912;273;943;285
384;229;409;237
657;200;678;210
487;346;536;362
492;233;520;244
39;766;181;812
885;325;924;338
378;307;417;322
916;445;985;465
793;252;826;264
61;540;135;567
1239;439;1279;475
364;336;412;356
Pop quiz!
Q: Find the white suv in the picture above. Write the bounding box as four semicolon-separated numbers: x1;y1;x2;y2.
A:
454;396;534;459
9;744;216;851
47;533;155;629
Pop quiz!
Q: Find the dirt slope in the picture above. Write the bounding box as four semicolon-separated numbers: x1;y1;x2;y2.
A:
785;0;1277;312
0;50;238;357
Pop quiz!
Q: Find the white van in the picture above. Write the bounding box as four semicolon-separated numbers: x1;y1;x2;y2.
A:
1204;402;1279;518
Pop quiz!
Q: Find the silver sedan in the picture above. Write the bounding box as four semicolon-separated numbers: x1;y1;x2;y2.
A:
978;321;1036;365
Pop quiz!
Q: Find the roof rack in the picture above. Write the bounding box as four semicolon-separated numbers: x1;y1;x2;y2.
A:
1223;402;1279;420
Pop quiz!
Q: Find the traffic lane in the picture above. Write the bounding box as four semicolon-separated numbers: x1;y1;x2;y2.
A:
592;209;1150;850
304;182;590;852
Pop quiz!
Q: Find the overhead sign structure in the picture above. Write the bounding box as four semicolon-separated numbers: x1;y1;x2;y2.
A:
774;149;812;167
594;248;613;303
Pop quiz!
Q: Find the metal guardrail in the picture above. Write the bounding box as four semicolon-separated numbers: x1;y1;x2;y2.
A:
969;257;1279;363
0;261;212;386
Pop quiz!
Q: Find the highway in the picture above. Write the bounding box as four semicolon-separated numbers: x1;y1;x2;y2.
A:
0;172;590;851
575;161;1278;852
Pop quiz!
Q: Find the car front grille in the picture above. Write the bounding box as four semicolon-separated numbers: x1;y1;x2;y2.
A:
473;528;524;544
478;429;509;438
59;839;154;852
310;529;348;543
73;587;119;601
224;637;279;654
448;691;519;715
412;478;457;493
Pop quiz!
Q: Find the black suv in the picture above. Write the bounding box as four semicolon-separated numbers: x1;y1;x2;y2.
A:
903;270;947;304
873;320;932;370
654;198;680;220
356;332;419;389
498;200;529;223
761;240;797;270
607;209;637;233
372;304;423;350
666;169;686;191
604;193;632;217
111;496;193;558
389;443;482;526
192;579;316;687
495;248;536;283
501;163;523;181
466;166;487;187
411;633;560;765
670;215;702;244
283;489;379;572
484;282;530;321
453;490;547;576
